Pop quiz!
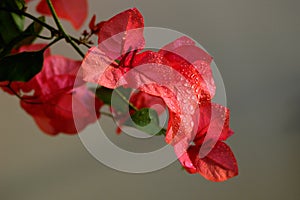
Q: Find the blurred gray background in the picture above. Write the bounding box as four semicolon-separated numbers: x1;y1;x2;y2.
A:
1;0;300;199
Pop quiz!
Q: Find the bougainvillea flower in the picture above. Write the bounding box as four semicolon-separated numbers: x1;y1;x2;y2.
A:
27;0;88;30
81;8;237;181
126;58;237;181
83;8;214;143
2;44;102;135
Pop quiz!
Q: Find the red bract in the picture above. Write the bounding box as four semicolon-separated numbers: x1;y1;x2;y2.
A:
12;43;52;57
21;85;102;135
179;141;238;182
130;91;166;114
27;0;88;30
89;15;101;35
128;49;216;146
175;102;238;181
81;8;238;181
2;44;102;135
159;36;216;99
194;102;234;142
97;8;145;55
82;8;145;88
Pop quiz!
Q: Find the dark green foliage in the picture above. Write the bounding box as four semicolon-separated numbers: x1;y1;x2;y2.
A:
0;50;44;82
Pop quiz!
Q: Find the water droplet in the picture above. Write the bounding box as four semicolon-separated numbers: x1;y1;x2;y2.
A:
184;161;193;168
190;121;194;127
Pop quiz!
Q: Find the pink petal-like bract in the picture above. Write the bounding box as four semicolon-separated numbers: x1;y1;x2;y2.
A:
82;8;145;89
21;85;102;135
2;44;102;135
194;102;234;142
21;55;102;135
81;8;238;181
97;8;145;56
159;36;215;98
180;141;238;182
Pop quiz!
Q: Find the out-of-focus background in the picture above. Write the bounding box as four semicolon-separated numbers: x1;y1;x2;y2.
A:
1;0;300;199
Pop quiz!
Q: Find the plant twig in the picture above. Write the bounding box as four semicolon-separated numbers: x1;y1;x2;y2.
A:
46;0;85;58
36;34;54;40
42;36;63;51
114;88;139;111
101;111;113;118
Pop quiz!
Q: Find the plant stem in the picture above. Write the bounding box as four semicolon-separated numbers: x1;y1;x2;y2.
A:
42;36;63;51
101;111;113;118
114;88;139;111
36;34;54;40
45;0;85;58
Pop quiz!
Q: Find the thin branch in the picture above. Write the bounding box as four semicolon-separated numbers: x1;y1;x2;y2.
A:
101;111;113;118
114;88;139;111
46;0;85;58
42;36;63;51
36;34;54;40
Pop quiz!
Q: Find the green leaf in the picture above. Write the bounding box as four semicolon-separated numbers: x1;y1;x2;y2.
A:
11;0;25;31
0;0;25;46
0;50;44;82
95;87;167;136
0;12;22;46
0;16;45;58
131;108;158;126
125;108;164;135
95;86;113;105
15;16;45;48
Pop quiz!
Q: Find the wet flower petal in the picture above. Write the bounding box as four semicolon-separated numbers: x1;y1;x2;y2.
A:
180;141;238;182
97;8;145;58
